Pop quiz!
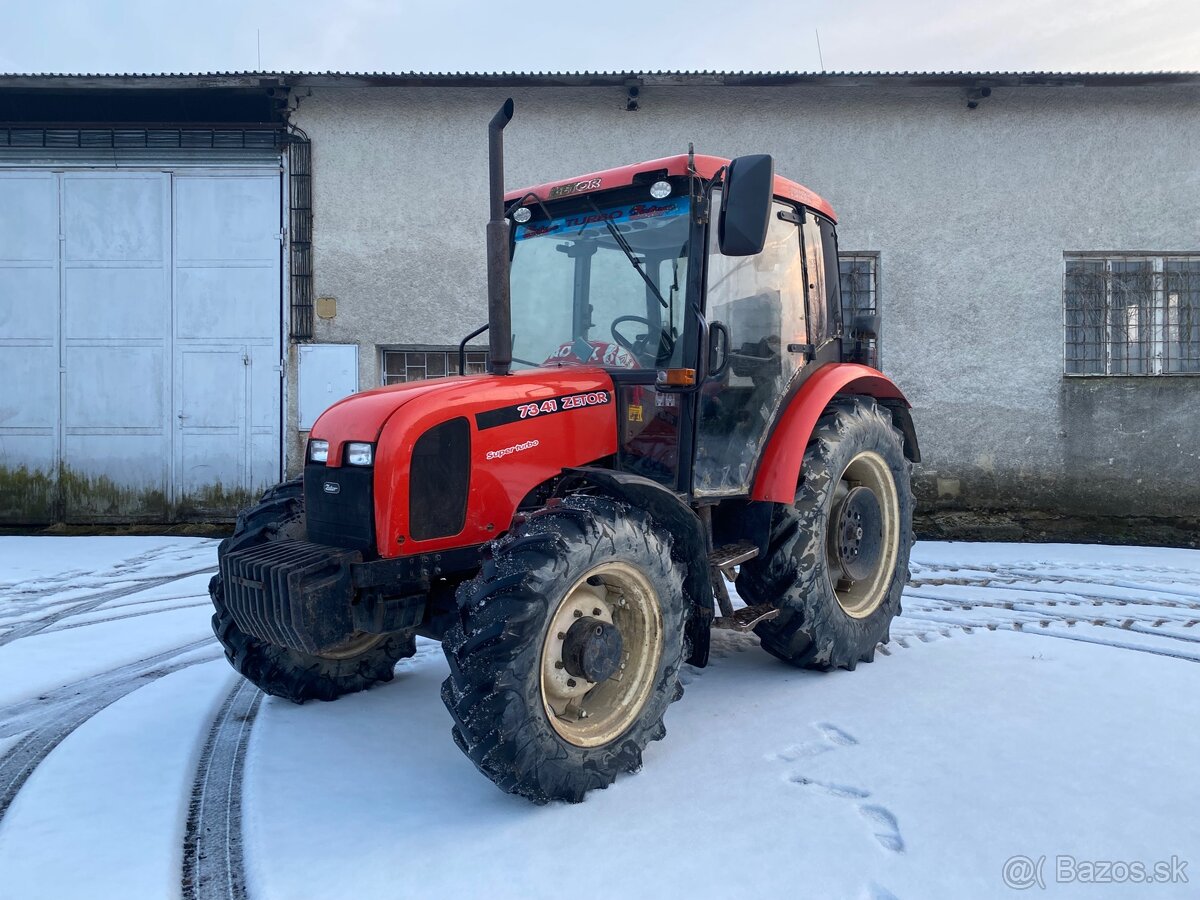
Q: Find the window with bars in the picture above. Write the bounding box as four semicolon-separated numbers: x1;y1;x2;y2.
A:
1065;255;1200;375
381;347;489;385
838;253;879;367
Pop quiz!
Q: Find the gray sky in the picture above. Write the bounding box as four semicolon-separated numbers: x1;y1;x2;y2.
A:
1;0;1198;74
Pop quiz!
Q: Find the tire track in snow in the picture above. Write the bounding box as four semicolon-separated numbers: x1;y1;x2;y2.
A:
897;568;1200;663
907;561;1200;601
0;566;217;647
182;679;263;900
0;638;220;821
42;600;212;634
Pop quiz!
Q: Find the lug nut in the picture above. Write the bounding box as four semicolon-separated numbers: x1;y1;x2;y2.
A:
557;631;565;639
573;609;583;618
592;607;601;616
555;661;564;669
567;678;577;688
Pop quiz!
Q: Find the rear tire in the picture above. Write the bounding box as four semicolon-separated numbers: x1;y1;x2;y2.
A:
442;495;687;803
209;480;415;703
736;398;913;670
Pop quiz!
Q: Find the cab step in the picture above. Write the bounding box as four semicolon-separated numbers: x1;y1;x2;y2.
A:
708;540;759;582
714;603;780;633
708;541;760;619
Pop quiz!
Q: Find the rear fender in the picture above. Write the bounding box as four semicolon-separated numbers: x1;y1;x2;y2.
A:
561;467;712;668
750;363;919;504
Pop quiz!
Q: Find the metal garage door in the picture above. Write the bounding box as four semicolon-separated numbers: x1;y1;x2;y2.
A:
0;168;282;522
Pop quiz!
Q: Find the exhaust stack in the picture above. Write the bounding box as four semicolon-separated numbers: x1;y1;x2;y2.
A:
486;98;515;376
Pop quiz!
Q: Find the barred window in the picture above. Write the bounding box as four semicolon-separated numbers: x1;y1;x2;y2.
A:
839;253;879;367
381;346;488;385
1065;255;1200;375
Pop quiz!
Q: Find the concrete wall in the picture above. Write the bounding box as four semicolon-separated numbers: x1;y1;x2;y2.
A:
290;82;1200;521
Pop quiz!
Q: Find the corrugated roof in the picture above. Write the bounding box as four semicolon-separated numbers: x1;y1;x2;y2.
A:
1;70;1199;90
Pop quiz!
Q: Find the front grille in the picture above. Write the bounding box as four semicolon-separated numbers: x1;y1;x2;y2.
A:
220;539;361;655
304;463;376;553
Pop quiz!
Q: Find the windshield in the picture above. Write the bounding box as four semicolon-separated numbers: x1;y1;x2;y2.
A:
509;195;690;370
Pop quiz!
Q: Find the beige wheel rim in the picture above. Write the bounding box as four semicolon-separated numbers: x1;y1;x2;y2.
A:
539;562;664;748
316;632;385;660
827;450;900;619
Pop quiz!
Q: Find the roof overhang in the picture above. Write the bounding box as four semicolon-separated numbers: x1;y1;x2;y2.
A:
2;70;1200;92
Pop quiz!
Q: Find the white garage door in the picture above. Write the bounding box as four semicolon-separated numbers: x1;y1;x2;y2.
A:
0;169;282;522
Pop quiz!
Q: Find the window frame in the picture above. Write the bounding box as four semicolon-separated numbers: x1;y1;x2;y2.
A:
380;345;489;385
1063;252;1200;377
837;251;880;369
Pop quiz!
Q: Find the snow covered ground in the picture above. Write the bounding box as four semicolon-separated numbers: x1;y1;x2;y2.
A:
0;536;1197;900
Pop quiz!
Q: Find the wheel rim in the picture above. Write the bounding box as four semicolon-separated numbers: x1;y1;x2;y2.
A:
826;450;900;618
316;632;385;660
539;562;664;748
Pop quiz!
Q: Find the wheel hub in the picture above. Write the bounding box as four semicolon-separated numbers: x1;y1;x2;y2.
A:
562;617;624;683
539;563;664;748
832;485;883;583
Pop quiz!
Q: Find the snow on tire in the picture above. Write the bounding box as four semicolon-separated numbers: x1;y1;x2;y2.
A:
441;495;687;803
737;397;913;670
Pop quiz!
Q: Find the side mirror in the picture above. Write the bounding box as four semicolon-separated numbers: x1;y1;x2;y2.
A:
718;154;774;257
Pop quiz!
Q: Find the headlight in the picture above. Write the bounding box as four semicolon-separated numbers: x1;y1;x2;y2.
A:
309;439;329;463
345;442;374;466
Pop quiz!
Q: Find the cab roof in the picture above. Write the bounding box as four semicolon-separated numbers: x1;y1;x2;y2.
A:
506;153;837;223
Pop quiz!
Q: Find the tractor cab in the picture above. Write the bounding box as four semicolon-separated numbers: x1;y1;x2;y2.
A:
503;151;850;500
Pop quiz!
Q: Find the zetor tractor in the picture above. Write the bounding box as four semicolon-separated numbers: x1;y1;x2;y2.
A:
209;100;919;803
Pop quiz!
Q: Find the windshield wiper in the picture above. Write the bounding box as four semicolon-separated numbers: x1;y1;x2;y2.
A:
585;197;668;309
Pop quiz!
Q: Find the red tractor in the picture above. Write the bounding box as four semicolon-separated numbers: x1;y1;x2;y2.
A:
210;100;918;803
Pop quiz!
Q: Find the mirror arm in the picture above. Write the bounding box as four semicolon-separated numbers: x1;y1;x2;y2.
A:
459;323;489;375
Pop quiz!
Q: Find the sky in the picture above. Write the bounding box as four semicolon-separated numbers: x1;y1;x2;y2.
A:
0;0;1198;75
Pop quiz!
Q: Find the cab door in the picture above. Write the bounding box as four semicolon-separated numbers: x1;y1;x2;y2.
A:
693;201;808;497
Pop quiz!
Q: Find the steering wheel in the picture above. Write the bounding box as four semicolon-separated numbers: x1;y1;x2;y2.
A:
612;315;670;366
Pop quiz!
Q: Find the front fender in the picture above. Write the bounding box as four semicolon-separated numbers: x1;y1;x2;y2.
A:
750;363;917;504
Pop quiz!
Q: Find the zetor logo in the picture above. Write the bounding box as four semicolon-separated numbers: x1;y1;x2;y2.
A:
549;177;601;199
486;439;540;461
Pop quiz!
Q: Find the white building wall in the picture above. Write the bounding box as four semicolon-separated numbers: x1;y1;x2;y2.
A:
292;82;1200;519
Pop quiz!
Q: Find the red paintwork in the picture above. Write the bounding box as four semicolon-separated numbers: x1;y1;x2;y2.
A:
310;368;618;558
750;363;910;504
507;154;838;223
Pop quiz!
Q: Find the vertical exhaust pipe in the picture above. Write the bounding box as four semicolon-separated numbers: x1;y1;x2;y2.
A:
486;98;515;376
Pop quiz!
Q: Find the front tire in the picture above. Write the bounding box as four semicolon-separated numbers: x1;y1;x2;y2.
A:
209;480;416;703
441;495;687;803
736;398;913;670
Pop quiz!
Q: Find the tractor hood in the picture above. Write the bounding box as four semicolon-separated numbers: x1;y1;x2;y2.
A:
308;366;621;558
308;367;616;466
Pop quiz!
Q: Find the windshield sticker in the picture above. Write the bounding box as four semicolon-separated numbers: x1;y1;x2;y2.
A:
514;196;689;242
475;390;612;431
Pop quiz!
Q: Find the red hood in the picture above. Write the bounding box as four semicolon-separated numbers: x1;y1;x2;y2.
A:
310;367;614;465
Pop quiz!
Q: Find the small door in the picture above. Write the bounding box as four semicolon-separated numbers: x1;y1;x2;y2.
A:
694;202;808;497
298;344;359;431
176;347;248;512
